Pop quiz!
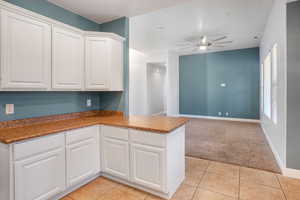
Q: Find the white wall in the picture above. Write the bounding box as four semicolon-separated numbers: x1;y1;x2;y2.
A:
147;50;180;116
129;49;148;115
129;49;179;117
147;64;167;115
166;52;180;116
260;0;287;169
147;50;168;63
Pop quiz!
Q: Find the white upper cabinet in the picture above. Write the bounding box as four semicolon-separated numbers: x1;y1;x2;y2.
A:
52;26;84;90
0;9;51;90
85;37;110;90
0;6;125;92
85;32;124;91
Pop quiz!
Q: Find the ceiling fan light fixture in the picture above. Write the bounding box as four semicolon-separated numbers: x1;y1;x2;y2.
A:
199;45;208;50
202;36;207;44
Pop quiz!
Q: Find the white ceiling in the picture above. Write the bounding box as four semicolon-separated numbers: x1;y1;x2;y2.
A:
129;0;274;55
47;0;189;23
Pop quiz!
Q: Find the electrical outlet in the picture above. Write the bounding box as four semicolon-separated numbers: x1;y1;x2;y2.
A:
218;112;222;116
220;83;227;87
6;104;14;115
86;99;92;107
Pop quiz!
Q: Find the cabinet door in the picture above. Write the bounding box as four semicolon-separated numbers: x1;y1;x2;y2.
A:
1;10;51;89
102;137;129;180
14;148;65;200
131;143;166;192
52;26;84;90
85;37;110;90
66;127;100;187
109;39;123;91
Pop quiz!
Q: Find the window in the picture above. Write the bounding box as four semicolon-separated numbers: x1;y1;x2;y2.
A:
263;44;278;124
271;44;278;124
263;52;272;119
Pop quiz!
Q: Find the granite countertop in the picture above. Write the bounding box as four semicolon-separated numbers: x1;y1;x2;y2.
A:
0;113;189;144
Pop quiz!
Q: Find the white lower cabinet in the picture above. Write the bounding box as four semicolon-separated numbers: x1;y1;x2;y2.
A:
101;125;185;199
0;125;185;200
131;143;166;192
102;137;130;180
66;126;100;187
14;134;65;200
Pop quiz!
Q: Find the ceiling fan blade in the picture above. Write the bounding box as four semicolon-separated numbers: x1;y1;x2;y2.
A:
176;43;192;47
213;36;227;42
175;41;193;46
177;46;197;51
212;45;225;48
214;41;233;44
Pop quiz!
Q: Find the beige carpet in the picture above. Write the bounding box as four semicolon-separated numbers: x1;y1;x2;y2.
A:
185;118;281;173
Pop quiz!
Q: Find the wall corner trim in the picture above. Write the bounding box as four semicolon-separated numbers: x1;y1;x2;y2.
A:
178;114;260;123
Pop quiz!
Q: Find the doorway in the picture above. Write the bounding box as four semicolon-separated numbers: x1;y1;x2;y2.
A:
147;63;167;116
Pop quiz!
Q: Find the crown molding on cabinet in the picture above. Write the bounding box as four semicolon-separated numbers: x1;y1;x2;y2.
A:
85;31;126;42
0;0;125;41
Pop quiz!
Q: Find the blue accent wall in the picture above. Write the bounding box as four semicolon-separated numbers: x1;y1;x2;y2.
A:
99;17;130;115
0;92;100;121
0;0;101;122
5;0;99;30
179;48;260;119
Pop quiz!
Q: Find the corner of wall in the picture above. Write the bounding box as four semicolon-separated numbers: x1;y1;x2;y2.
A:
98;17;130;114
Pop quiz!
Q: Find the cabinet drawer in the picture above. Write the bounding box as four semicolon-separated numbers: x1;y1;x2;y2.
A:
66;126;99;145
130;130;166;148
102;126;128;141
14;134;64;161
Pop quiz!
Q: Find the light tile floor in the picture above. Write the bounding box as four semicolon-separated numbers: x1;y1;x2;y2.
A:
61;157;300;200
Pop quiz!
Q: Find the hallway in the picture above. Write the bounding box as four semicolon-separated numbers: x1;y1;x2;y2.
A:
185;118;280;173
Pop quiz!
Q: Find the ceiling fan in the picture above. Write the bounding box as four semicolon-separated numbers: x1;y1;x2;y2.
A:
177;36;233;52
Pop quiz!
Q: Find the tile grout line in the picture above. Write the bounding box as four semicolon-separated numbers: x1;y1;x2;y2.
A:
199;161;241;199
238;166;241;200
184;158;207;199
190;160;210;200
196;183;239;200
276;175;288;200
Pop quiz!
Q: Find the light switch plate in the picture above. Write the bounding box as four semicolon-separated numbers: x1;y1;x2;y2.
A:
6;104;14;115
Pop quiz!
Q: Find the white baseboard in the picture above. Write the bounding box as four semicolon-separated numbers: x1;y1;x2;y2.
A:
283;168;300;179
260;125;285;172
179;114;260;123
152;111;166;116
